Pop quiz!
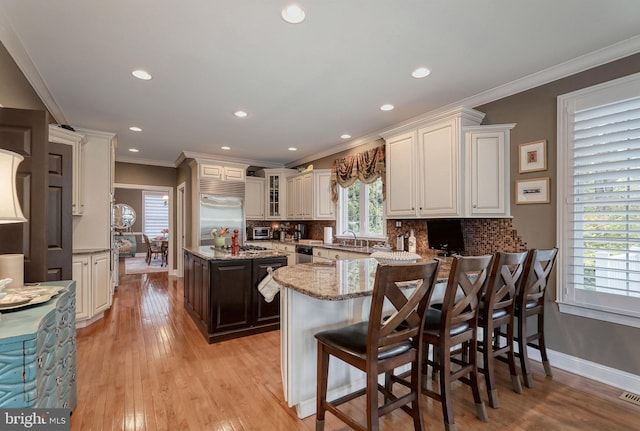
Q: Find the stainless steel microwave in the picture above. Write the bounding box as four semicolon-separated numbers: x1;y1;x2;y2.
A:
252;227;272;240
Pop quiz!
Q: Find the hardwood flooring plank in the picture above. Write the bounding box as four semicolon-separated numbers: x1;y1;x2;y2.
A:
70;269;639;431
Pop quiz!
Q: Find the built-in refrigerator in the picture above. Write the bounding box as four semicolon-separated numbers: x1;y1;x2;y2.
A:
199;194;245;246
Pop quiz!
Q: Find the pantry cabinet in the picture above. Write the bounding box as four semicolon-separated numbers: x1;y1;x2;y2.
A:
384;108;484;218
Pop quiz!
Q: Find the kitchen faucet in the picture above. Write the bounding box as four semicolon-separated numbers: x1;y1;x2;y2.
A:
343;230;358;247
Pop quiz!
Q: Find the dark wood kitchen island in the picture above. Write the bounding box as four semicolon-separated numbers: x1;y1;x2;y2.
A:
183;246;288;343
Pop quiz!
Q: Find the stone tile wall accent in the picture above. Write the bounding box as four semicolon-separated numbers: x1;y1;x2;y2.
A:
461;218;528;255
248;217;527;255
386;218;528;255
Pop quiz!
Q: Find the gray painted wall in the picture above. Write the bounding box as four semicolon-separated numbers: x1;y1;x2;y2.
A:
475;53;640;375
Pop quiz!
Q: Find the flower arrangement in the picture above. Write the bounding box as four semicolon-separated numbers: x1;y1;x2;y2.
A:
211;227;229;238
211;227;229;248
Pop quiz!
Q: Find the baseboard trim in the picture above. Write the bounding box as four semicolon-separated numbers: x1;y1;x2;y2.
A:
526;347;640;394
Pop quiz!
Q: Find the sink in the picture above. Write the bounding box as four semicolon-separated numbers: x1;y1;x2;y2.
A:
332;244;367;249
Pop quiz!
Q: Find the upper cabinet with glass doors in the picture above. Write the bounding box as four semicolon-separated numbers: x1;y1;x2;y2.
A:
259;168;297;220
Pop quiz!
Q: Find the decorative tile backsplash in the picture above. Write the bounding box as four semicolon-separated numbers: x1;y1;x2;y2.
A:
247;218;527;256
385;218;527;255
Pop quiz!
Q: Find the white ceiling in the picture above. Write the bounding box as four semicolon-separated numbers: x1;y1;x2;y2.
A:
1;1;640;167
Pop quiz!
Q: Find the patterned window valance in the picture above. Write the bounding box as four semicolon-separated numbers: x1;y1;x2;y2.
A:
330;144;385;203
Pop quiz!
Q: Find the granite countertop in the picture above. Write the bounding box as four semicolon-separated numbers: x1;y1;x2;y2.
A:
273;254;451;301
184;246;289;261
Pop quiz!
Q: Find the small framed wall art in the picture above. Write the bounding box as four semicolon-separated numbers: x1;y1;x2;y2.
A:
519;139;547;173
515;177;550;204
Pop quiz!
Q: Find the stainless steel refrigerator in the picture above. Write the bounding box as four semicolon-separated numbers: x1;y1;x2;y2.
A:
199;193;245;247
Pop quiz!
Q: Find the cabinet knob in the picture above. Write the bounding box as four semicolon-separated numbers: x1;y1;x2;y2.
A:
473;204;477;208
84;263;88;266
335;254;340;259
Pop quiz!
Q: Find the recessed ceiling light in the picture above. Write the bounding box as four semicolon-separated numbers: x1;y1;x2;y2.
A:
131;69;152;80
281;4;305;24
129;126;142;132
288;147;298;151
128;148;139;153
341;134;351;139
380;104;394;111
234;111;248;118
411;67;431;78
221;146;231;150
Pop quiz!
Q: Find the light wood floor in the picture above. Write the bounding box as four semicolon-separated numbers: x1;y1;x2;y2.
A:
70;271;639;430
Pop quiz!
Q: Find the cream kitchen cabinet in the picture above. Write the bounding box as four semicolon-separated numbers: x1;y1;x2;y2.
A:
245;177;265;220
464;124;515;217
313;247;368;261
259;168;297;220
286;170;333;220
382;107;485;218
288;174;310;219
72;250;111;328
313;170;335;220
49;125;87;216
200;163;245;181
273;242;297;266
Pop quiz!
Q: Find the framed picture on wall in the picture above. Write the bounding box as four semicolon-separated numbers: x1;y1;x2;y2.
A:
519;139;547;173
515;177;550;204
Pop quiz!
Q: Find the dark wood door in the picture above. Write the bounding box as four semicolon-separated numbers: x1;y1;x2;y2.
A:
210;260;252;333
252;256;286;325
47;142;72;281
0;107;48;282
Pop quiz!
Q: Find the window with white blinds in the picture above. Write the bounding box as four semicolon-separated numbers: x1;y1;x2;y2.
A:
557;72;640;328
143;191;169;239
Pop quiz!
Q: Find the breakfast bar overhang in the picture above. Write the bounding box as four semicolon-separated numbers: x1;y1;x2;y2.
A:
273;257;450;418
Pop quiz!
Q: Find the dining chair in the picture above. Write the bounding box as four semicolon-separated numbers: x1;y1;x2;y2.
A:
142;234;162;265
477;251;528;408
314;260;441;431
512;248;558;388
420;254;493;431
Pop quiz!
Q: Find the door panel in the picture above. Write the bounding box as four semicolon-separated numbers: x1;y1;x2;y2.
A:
47;142;72;281
0;107;48;282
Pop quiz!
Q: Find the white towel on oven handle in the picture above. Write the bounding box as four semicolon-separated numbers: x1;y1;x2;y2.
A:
257;267;281;303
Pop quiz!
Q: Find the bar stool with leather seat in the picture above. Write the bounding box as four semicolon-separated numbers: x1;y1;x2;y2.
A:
420;254;493;431
512;247;558;388
314;260;441;431
477;251;528;408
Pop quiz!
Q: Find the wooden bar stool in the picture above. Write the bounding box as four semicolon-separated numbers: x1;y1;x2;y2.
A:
513;248;558;388
420;255;493;431
477;251;528;408
315;260;441;431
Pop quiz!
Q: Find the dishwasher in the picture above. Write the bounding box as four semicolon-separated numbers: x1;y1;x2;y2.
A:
295;244;314;264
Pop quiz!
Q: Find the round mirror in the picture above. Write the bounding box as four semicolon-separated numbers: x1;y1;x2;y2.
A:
113;203;136;229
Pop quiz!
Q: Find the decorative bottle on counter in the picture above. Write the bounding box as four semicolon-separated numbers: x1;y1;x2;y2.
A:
232;229;240;255
408;229;416;254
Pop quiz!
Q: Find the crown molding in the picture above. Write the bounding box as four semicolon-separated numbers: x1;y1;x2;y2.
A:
296;35;640;164
0;8;67;123
115;156;176;168
176;151;285;169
